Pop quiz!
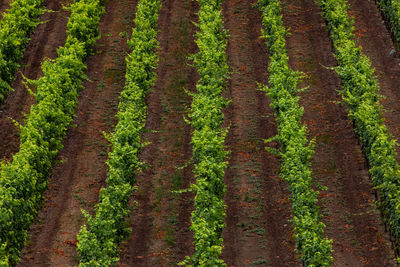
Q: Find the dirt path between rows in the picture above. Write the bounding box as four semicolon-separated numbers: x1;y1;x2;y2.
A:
0;0;69;161
221;0;298;266
117;0;197;265
348;0;400;158
282;0;396;266
17;0;138;265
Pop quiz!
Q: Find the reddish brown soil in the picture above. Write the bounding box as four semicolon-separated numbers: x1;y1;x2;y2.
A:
347;0;400;159
117;0;197;265
221;0;298;266
0;0;69;161
282;0;396;266
17;0;138;265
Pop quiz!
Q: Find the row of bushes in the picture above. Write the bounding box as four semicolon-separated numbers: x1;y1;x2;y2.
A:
0;0;44;104
378;0;400;44
256;0;333;266
0;0;104;265
182;0;229;266
317;0;400;255
76;0;161;265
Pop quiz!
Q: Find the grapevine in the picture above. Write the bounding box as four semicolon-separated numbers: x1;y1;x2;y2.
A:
77;0;161;265
257;0;333;265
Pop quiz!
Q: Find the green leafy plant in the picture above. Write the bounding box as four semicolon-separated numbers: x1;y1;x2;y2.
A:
0;0;104;265
256;0;333;266
0;0;44;105
378;0;400;44
317;0;400;254
180;0;230;266
76;0;161;265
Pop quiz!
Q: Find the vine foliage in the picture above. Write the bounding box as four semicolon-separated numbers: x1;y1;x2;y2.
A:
181;0;230;266
0;0;44;104
317;0;400;256
0;0;104;265
257;0;333;265
77;0;161;265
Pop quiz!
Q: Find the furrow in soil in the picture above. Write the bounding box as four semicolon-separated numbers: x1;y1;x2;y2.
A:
221;0;298;266
17;0;138;265
117;0;197;265
282;0;396;266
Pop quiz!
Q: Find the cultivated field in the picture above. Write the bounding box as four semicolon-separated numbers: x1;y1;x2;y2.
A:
1;0;400;266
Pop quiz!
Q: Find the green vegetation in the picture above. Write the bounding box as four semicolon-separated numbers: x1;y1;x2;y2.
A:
0;0;44;104
181;0;229;265
379;0;400;43
256;0;333;265
317;0;400;254
76;0;161;265
0;0;104;265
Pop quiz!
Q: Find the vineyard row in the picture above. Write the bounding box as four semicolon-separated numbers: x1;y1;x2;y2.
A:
77;0;162;265
317;0;400;255
0;0;44;104
257;0;333;265
379;0;400;44
0;0;105;264
183;0;230;265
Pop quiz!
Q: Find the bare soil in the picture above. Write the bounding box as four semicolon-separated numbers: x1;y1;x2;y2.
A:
221;0;299;266
0;0;70;161
282;0;396;266
17;0;138;265
117;0;197;265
